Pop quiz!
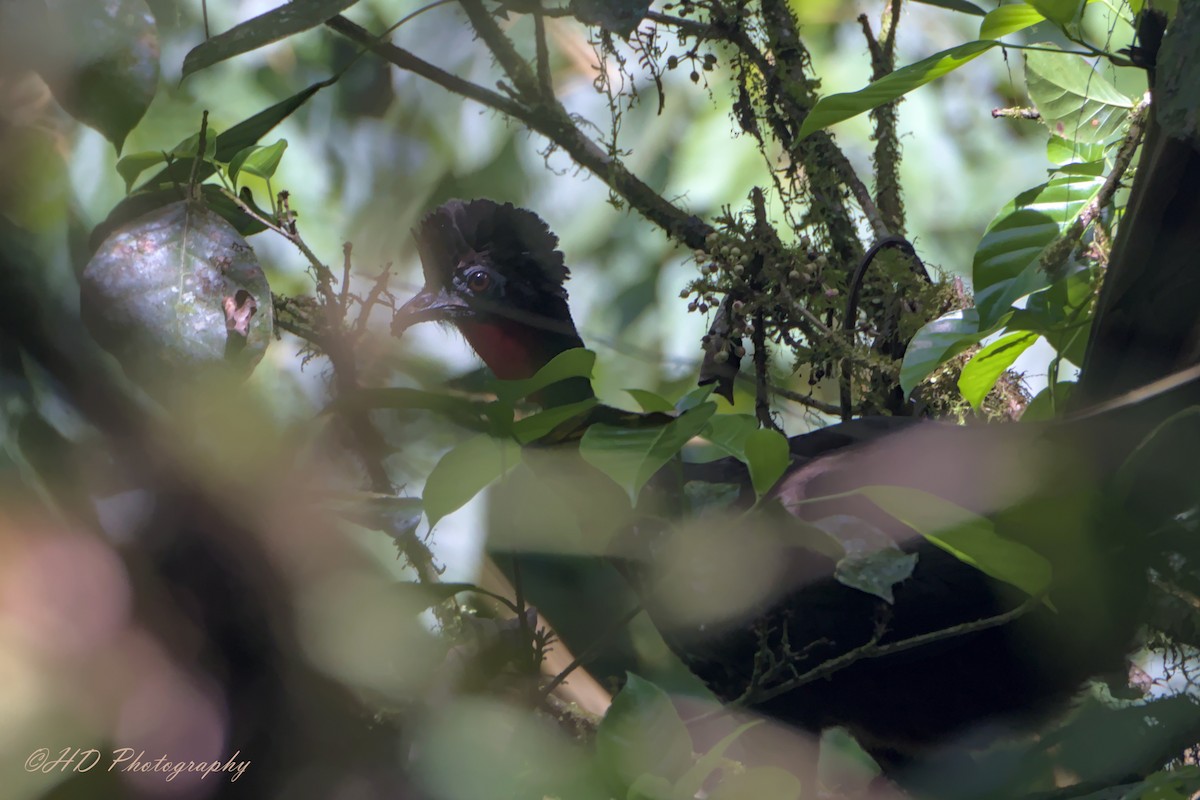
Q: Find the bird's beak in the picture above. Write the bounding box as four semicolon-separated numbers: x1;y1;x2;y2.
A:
392;287;469;336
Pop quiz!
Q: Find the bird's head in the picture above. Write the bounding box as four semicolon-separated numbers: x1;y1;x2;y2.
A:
394;199;592;404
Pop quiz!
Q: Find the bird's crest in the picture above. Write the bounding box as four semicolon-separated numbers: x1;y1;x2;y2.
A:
413;199;569;299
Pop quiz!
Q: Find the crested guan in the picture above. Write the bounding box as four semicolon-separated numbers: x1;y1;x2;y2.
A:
394;198;1200;773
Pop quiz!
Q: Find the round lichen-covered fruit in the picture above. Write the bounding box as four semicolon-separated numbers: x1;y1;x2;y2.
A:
81;200;273;388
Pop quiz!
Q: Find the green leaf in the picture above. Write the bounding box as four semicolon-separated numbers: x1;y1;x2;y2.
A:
492;348;596;404
1025;45;1134;144
422;434;520;527
744;428;789;498
580;404;717;503
958;331;1040;410
696;413;758;463
856;485;1053;599
182;0;361;78
675;384;716;413
597;674;694;793
836;547;920;604
979;3;1046;38
230;138;288;183
1021;381;1075;421
901;308;993;397
625;388;674;414
1046;135;1105;166
511;398;598;444
170;128;221;161
1026;0;1082;25
132;80;332;192
913;0;987;16
115;151;166;193
973;173;1103;326
798;40;998;139
1010;268;1095;364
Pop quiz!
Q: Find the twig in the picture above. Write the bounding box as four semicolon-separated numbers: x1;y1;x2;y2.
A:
187;111;209;200
540;605;643;700
1039;92;1151;280
770;384;843;416
740;594;1043;707
533;8;554;98
864;0;905;234
339;242;352;312
222;186;444;587
325;15;711;248
457;0;541;99
752;308;778;431
992;106;1042;120
352;264;394;337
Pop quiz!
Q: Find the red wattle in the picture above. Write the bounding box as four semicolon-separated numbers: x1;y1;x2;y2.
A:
459;321;541;380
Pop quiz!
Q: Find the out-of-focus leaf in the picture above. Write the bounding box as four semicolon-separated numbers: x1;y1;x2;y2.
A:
626;388;674;414
958;331;1040;410
45;0;159;154
744;428;789;498
182;0;360;78
491;348;595;405
81;200;273;386
596;674;693;793
134;79;332;191
581;403;716;503
857;485;1053;599
331;387;492;431
230;139;288;183
979;3;1047;38
914;0;986;15
324;492;423;537
798;40;997;139
1026;45;1133;144
709;766;805;800
392;581;478;609
422;434;520;527
673;721;761;799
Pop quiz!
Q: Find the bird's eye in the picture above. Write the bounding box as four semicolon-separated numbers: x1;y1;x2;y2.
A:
466;269;492;293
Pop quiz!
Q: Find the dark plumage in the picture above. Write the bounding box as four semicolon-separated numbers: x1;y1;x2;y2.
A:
396;198;1199;778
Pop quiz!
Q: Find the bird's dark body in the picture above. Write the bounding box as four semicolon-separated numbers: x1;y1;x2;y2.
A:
396;197;1195;773
633;414;1148;765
